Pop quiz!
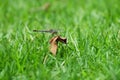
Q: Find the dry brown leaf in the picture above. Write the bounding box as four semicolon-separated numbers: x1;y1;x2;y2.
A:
30;2;50;13
57;36;67;44
49;36;58;55
41;3;50;11
49;36;67;56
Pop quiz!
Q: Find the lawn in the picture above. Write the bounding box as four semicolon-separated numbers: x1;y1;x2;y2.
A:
0;0;120;80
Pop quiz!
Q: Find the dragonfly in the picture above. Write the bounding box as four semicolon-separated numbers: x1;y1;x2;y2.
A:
33;29;59;34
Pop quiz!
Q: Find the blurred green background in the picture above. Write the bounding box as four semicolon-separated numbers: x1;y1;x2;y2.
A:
0;0;120;80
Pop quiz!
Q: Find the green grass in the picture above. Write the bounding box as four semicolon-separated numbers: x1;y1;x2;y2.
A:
0;0;120;80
